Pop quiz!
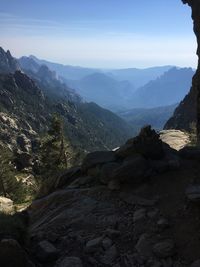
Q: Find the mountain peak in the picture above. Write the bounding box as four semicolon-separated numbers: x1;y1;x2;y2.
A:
0;47;20;74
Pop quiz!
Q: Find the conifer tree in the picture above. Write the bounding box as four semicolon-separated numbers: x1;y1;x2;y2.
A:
40;114;67;178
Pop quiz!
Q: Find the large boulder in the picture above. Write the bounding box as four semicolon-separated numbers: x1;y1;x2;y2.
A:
82;151;116;172
111;155;148;184
116;126;164;160
99;162;120;184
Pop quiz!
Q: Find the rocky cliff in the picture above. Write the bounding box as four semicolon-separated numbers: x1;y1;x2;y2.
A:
0;47;20;73
165;0;200;137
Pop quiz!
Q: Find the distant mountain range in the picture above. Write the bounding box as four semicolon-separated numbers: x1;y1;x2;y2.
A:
129;67;194;108
118;104;178;133
0;47;135;152
24;55;173;87
17;53;195;134
19;55;191;112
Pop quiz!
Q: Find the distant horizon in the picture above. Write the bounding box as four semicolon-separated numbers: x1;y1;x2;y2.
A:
0;0;197;69
7;49;195;70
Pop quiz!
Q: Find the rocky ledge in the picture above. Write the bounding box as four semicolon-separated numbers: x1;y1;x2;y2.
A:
17;126;199;267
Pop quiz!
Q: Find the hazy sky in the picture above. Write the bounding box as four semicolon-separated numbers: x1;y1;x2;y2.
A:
0;0;197;68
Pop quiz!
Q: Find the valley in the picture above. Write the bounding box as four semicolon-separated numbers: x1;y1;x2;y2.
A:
0;0;200;265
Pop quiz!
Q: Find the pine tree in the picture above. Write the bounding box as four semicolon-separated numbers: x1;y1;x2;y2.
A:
40;114;68;178
0;145;26;202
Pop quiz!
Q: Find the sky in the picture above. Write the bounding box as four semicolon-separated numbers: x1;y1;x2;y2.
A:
0;0;197;68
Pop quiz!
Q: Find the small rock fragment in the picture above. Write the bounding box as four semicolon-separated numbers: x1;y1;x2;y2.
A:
153;240;175;258
186;185;200;202
100;245;118;265
133;208;146;222
105;228;120;238
57;256;83;267
102;237;113;250
135;233;153;258
85;237;103;253
36;240;58;262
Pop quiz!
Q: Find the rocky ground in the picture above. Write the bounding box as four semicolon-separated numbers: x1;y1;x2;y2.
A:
28;162;200;267
1;127;200;267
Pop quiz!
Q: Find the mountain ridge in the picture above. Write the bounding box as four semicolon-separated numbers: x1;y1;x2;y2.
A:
0;47;134;153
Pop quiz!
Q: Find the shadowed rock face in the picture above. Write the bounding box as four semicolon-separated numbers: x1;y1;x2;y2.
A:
183;1;200;141
165;0;200;136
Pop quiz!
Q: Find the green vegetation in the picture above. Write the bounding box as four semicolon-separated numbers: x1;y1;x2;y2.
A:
189;122;197;146
40;114;68;177
0;145;28;203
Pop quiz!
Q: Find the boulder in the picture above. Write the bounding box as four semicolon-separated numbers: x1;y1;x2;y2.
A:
153;240;175;258
0;197;14;213
102;237;113;250
85;236;103;253
111;155;148;184
36;240;58;262
116;126;164;160
135;233;154;258
82;151;116;172
99;162;120;184
157;218;170;230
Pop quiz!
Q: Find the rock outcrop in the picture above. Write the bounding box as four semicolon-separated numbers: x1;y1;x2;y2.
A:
159;130;190;150
0;197;14;213
165;0;200;139
28;125;200;266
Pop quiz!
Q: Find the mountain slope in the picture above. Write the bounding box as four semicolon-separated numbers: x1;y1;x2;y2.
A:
1;47;134;152
164;75;197;132
129;67;194;108
67;72;134;111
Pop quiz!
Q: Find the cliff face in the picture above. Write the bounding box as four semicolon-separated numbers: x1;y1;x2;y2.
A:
165;0;200;137
0;47;20;73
